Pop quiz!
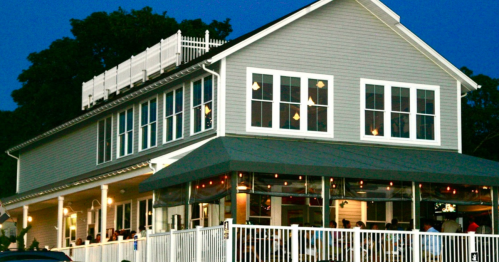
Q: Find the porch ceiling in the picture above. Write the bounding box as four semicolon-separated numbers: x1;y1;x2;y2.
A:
139;137;499;192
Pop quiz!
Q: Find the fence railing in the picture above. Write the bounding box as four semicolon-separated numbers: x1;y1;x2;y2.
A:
82;30;226;110
52;221;499;262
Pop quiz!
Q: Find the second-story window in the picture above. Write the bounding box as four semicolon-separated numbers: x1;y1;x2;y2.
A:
97;116;112;164
165;87;183;142
416;89;435;140
280;76;300;130
118;108;133;157
251;73;273;128
140;98;157;150
308;79;329;132
192;76;213;134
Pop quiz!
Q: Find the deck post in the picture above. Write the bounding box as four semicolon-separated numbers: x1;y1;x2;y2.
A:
291;224;299;262
323;177;331;228
146;229;152;262
176;30;182;66
231;172;238;222
412;182;421;229
225;219;233;262
353;227;361;262
117;235;124;262
84;240;90;262
57;196;64;249
196;226;202;262
170;229;177;262
205;30;210;52
412;229;420;261
492;186;499;234
22;205;28;248
468;231;476;258
185;182;190;229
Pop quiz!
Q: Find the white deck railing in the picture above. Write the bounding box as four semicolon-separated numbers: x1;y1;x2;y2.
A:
52;221;499;262
82;30;226;110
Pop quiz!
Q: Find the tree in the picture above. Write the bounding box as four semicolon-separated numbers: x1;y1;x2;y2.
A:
0;7;232;198
461;67;499;161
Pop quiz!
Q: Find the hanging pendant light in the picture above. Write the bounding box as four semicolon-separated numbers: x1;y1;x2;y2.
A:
293;112;300;121
205;105;211;115
252;82;261;90
308;97;316;106
316;81;325;88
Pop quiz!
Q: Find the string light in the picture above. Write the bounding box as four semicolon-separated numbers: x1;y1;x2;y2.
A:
447;186;451;191
268;185;271;189
299;176;302;180
275;174;278;178
209;181;213;185
221;181;225;185
389;181;393;186
225;175;228;179
196;185;199;189
453;189;456;195
419;184;422;188
386;186;390;190
360;185;363;189
333;184;336;188
330;178;333;182
239;173;243;178
284;182;288;186
360;180;364;185
202;184;205;188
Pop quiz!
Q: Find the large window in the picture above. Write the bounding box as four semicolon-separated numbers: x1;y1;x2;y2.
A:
97;116;112;164
361;79;439;145
116;202;131;231
164;87;183;142
138;198;153;230
192;76;213;134
118;108;133;157
140;98;157;150
247;68;333;137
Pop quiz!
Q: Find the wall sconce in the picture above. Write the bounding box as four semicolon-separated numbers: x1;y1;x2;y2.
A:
28;216;33;222
64;206;82;216
91;198;113;211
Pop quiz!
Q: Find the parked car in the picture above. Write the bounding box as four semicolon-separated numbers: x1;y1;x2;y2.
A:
0;250;73;261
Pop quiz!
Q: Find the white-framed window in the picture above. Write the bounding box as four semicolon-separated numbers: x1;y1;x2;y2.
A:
97;116;112;164
64;213;77;247
246;67;334;137
191;75;214;134
117;108;134;158
137;198;153;230
164;86;184;143
190;203;209;228
140;97;158;151
360;79;440;145
115;201;132;231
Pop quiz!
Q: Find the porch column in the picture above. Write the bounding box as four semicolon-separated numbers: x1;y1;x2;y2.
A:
231;172;238;223
22;205;28;247
184;182;190;229
492;186;499;234
412;182;421;230
101;185;108;243
57;196;64;248
323;177;331;228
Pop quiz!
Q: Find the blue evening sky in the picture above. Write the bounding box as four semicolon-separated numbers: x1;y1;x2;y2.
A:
0;0;497;111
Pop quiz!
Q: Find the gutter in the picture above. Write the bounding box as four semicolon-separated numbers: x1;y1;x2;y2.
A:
202;63;223;136
7;152;20;193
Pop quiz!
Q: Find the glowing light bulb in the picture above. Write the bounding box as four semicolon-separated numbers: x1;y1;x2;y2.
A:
299;176;302;180
64;208;68;215
316;81;325;88
308;97;316;106
360;180;364;185
390;182;393;186
209;181;213;185
221;181;224;184
330;178;333;182
252;82;261;91
205;105;211;115
284;182;288;186
268;185;271;189
239;173;243;177
447;186;450;191
293;112;300;121
371;129;379;136
275;174;278;178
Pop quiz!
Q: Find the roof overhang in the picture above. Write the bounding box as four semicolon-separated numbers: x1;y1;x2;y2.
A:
139;137;499;192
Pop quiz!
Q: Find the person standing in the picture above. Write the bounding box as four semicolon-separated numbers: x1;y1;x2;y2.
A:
422;219;441;259
442;214;462;233
467;216;479;233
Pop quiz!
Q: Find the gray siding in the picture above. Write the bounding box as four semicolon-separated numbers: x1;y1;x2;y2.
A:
19;65;219;193
225;0;458;150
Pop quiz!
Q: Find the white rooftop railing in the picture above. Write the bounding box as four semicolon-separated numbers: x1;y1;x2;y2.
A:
82;30;226;110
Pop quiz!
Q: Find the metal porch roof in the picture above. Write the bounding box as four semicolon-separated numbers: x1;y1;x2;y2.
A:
139;137;499;192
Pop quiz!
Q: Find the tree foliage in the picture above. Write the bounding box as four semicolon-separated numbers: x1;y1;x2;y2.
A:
0;7;231;198
461;67;499;161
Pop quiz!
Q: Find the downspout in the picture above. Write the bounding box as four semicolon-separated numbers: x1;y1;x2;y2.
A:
148;161;156;174
7;151;20;193
202;64;222;135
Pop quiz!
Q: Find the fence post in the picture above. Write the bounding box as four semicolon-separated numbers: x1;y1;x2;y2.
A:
176;30;182;66
353;227;361;262
468;231;476;260
146;229;152;262
196;226;203;262
412;229;420;262
291;224;299;262
117;235;124;262
205;30;210;52
225;219;233;262
84;240;90;262
170;229;177;262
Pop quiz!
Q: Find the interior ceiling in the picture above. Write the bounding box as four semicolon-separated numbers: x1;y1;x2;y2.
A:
6;174;151;218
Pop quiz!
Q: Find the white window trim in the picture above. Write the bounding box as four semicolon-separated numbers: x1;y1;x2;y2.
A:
246;67;334;138
139;96;159;152
190;74;215;135
96;115;113;165
136;196;153;230
163;85;185;144
116;107;134;159
114;200;133;231
360;78;441;146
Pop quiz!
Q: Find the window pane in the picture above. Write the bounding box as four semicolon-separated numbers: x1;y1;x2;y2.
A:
139;200;146;229
192;203;200;219
193;80;202;106
280;76;290;102
291;77;300;103
391;113;410;138
367;202;386;221
119;112;126;134
127;109;133;131
204;77;212;102
392;87;410;112
262;102;272;128
166;117;173;141
365;110;384;136
175;89;183;113
117;205;123;230
366;84;384;110
249;195;271;217
417;89;435;114
262;74;273;100
417;115;434;140
141;103;148;126
194;106;202;132
142;126;148;149
150;99;157;122
105;118;112;162
165;92;174;116
280;103;300;130
252;74;263;100
119;134;125;157
124;203;131;229
317;106;327;132
279;103;289;129
127;132;133;154
251;101;262;127
308;106;317;131
147;199;153;227
309;79;328;106
176;113;183;139
98;120;105;163
205;102;213;129
150;122;156;146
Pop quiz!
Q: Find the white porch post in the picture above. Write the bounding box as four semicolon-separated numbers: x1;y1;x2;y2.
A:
291;224;298;262
353;227;361;262
57;196;64;248
22;205;28;247
101;185;108;243
412;229;420;261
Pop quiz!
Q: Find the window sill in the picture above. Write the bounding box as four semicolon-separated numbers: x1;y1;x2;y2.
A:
116;153;134;160
246;126;334;138
139;145;158;153
360;135;441;146
191;127;214;137
97;160;112;166
163;137;184;145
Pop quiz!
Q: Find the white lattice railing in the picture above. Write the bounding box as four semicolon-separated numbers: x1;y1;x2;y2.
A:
51;222;499;262
82;30;226;110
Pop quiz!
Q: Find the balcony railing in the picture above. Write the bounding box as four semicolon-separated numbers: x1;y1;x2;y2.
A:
52;220;499;262
81;30;226;110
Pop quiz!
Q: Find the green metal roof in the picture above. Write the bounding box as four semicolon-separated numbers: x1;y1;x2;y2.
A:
139;137;499;192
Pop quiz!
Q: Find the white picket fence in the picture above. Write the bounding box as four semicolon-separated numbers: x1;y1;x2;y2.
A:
82;30;226;110
53;221;499;262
